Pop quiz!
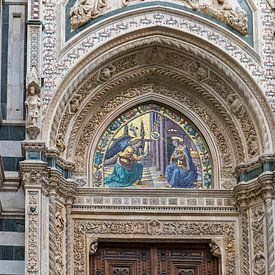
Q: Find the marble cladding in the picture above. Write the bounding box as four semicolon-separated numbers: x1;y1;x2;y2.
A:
73;195;236;208
6;5;25;121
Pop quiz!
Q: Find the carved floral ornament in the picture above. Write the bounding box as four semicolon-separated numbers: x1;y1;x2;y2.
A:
70;0;248;34
73;219;237;275
44;38;275;188
51;54;262;179
43;33;273;155
72;84;234;183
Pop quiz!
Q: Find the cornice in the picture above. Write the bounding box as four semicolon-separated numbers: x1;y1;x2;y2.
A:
234;172;275;209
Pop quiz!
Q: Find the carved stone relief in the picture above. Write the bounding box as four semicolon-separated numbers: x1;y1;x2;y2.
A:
71;84;235;181
53;46;260;162
43;31;272;161
70;0;107;29
70;0;248;34
49;198;66;275
26;191;40;274
73;219;237;275
49;46;264;184
251;205;266;275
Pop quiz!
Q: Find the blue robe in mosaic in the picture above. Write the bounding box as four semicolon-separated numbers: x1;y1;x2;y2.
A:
165;147;197;188
104;146;143;187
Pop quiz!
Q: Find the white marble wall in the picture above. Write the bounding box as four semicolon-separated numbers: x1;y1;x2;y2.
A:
6;5;25;121
0;141;22;157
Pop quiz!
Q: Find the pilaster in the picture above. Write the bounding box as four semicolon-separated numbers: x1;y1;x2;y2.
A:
21;161;48;275
235;172;275;275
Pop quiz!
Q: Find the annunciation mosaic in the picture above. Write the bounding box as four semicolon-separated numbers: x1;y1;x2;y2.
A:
93;104;212;188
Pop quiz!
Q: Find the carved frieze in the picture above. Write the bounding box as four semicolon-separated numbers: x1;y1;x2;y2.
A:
73;219;237;275
70;0;248;34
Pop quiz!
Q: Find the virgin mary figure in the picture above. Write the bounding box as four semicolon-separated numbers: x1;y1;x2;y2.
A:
165;137;197;188
104;137;143;187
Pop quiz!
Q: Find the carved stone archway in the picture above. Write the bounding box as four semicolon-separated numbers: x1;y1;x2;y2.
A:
43;28;275;159
21;20;275;275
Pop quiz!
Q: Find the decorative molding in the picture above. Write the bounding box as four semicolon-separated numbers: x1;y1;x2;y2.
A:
264;198;275;274
57;45;261;163
234;172;274;209
42;29;274;161
25;190;41;274
251;205;266;275
240;209;250;275
73;219;237;275
30;0;40;20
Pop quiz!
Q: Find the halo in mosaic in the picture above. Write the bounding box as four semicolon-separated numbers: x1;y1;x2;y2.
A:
92;103;212;188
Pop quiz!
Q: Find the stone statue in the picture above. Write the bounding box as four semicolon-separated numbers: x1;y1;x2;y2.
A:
25;66;41;139
70;0;107;29
25;86;41;127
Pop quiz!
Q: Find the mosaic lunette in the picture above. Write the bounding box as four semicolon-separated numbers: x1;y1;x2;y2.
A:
93;104;212;188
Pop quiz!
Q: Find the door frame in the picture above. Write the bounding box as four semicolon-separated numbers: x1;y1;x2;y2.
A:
74;217;235;275
88;240;221;275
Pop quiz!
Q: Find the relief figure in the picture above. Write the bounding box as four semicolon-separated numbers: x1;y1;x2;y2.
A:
70;0;107;29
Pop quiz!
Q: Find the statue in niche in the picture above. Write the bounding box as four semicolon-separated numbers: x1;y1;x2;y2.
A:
26;85;41;127
25;66;41;140
70;0;107;29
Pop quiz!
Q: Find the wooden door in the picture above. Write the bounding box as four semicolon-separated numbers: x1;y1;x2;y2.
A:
90;242;219;275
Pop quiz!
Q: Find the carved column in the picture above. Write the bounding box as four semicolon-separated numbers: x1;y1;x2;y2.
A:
22;163;48;275
65;201;74;275
235;173;275;275
240;208;250;275
47;173;76;275
261;175;275;275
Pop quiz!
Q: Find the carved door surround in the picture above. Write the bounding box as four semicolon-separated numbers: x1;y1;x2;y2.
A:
90;242;220;275
72;217;236;275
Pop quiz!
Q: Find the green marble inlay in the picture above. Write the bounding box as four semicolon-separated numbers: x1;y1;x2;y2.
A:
237;161;275;183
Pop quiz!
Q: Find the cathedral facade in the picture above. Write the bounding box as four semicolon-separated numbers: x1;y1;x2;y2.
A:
0;0;275;274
